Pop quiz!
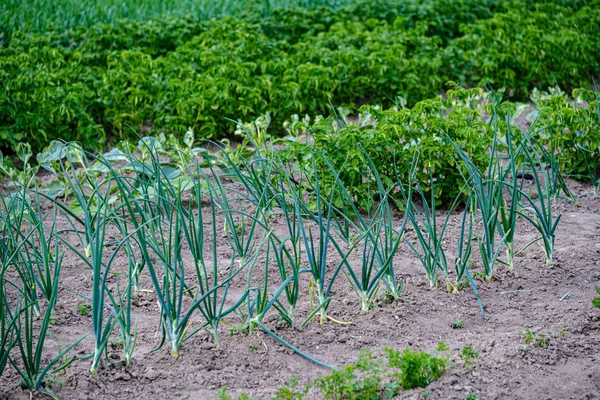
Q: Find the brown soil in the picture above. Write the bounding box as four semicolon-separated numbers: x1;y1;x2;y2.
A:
1;178;599;400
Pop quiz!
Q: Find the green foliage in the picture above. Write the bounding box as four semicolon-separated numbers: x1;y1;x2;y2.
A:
1;1;599;156
533;87;600;184
458;346;479;369
286;86;495;208
77;304;89;317
274;376;306;400
386;343;448;391
314;348;383;399
450;1;600;98
0;0;348;36
520;328;548;349
593;285;600;309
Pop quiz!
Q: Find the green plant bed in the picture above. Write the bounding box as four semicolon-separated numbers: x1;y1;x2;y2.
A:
1;0;599;155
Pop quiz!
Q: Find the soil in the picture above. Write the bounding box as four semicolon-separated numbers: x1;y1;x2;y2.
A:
1;175;599;400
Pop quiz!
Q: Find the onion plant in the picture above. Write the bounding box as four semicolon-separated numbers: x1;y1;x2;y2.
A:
242;236;305;332
8;254;85;398
55;148;136;374
203;157;269;267
323;151;409;310
296;153;351;325
402;169;461;289
18;197;64;308
447;130;508;281
180;165;257;346
268;162;308;326
495;124;521;271
517;140;562;264
104;216;142;367
454;195;474;286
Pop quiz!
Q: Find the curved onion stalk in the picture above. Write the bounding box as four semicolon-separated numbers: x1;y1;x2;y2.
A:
297;153;352;326
445;130;508;281
1;260;19;377
454;195;474;286
56;152;132;375
517;141;562;264
495;123;520;272
255;321;336;370
242;236;306;333
402;169;460;289
8;256;86;398
322;159;408;310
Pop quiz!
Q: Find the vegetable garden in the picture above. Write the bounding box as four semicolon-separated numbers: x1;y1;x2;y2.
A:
1;0;600;399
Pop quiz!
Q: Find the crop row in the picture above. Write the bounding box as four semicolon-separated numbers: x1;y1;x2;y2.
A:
1;0;599;155
0;0;360;35
0;88;593;396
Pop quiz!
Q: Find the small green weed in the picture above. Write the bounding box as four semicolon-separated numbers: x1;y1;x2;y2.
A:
386;342;448;391
313;348;383;400
77;303;90;317
274;376;305;400
458;346;479;369
451;318;467;329
520;328;548;349
593;285;600;309
217;388;254;400
557;324;569;337
466;393;478;400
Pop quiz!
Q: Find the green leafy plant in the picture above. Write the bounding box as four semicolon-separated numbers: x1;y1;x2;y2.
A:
386;342;448;391
77;304;89;317
458;346;479;369
313;348;383;400
593;285;600;309
2;2;598;160
520;328;548;349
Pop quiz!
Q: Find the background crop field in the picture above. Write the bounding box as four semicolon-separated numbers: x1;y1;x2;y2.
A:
0;0;349;34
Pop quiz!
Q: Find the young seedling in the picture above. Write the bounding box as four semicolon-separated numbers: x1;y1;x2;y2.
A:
520;328;548;349
593;285;600;309
386;342;449;391
458;346;479;369
77;304;89;317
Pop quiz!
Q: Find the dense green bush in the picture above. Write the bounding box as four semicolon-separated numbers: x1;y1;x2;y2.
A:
280;85;599;209
0;0;599;155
